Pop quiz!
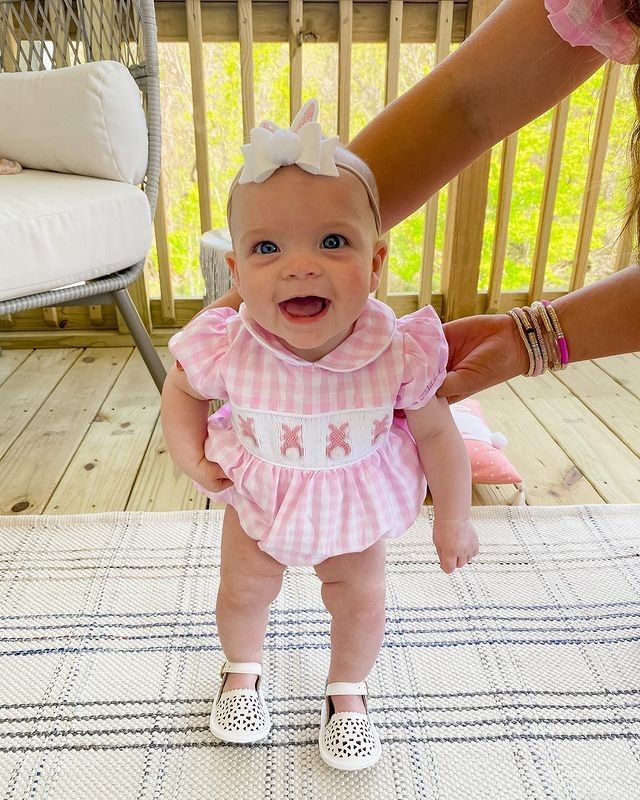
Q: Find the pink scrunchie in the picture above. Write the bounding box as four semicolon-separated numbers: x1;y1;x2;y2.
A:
545;0;638;64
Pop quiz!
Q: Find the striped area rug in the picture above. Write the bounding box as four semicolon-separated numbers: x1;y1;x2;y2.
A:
1;506;639;799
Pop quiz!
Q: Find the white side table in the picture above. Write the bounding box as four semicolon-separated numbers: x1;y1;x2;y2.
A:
199;228;232;306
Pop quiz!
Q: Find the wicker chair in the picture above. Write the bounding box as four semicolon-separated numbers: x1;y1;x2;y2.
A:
0;0;165;392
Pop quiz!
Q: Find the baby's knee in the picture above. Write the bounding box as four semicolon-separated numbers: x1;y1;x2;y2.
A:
218;570;283;610
322;576;386;620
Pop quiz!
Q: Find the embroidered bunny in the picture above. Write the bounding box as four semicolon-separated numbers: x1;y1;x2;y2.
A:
371;414;390;444
238;415;259;448
326;422;351;459
280;424;304;459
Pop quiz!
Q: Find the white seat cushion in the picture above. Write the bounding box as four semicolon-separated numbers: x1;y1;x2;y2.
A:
0;170;151;302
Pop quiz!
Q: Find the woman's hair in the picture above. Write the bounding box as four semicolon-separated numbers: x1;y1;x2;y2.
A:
625;0;640;253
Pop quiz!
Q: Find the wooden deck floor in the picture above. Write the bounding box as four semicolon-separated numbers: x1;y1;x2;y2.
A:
1;347;639;515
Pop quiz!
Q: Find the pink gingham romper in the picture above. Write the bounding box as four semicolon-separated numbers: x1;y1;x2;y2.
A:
169;297;447;566
544;0;637;63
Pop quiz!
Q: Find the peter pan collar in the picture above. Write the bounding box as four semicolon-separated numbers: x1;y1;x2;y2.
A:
239;297;397;372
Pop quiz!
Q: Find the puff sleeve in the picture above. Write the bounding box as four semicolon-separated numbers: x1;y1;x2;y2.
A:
544;0;637;64
167;308;235;401
395;305;448;411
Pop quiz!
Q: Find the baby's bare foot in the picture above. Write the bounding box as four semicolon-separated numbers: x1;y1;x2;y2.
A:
222;672;259;692
331;694;366;714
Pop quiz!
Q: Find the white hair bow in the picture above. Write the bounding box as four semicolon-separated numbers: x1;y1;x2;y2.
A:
239;99;340;184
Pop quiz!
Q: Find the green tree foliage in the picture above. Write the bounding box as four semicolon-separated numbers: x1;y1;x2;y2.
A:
147;42;634;300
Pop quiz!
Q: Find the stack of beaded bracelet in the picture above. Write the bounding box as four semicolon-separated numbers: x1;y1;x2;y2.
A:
507;301;569;377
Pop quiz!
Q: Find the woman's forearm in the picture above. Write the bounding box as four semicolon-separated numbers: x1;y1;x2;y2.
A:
349;0;605;230
199;285;242;316
552;265;640;362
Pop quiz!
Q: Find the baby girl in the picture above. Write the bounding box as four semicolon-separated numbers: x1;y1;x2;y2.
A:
161;99;479;771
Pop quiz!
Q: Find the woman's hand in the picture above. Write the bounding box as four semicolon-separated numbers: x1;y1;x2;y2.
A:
190;456;233;493
432;518;479;574
438;313;529;403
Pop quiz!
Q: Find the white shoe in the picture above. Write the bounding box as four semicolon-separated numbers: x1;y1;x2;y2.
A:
209;661;271;743
318;681;382;770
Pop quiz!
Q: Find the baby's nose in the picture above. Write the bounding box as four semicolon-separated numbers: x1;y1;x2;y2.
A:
283;253;321;278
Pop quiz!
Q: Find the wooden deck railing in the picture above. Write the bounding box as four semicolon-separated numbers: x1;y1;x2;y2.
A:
0;0;635;348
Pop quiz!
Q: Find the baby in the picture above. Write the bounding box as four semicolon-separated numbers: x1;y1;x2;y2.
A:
161;99;479;771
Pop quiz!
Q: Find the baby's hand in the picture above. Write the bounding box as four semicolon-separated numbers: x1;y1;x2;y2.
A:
432;518;479;574
191;456;233;493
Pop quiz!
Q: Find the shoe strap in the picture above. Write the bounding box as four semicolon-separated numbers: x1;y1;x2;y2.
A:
221;661;262;677
326;681;367;696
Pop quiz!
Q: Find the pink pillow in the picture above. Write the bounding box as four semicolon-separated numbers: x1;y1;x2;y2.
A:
451;399;523;485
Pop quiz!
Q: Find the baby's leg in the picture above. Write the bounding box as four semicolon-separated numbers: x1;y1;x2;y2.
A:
314;539;387;713
216;505;286;690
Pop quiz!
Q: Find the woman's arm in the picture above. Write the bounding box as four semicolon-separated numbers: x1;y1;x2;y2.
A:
199;285;242;316
439;264;640;403
349;0;606;231
405;395;478;572
551;264;640;362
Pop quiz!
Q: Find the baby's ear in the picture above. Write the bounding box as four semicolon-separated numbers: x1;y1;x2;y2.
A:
370;238;388;292
224;251;242;294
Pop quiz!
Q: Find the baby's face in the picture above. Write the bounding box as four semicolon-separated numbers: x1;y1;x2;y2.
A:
226;166;386;361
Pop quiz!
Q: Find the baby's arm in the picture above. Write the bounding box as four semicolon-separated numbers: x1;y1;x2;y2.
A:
160;365;232;493
405;395;479;573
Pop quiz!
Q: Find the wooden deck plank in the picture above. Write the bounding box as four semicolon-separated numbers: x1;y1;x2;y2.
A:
0;349;128;515
127;349;211;512
1;346;639;513
594;352;640;401
45;349;162;514
553;358;640;458
472;484;525;506
508;371;640;503
0;349;81;462
477;383;604;504
126;417;208;512
0;348;32;385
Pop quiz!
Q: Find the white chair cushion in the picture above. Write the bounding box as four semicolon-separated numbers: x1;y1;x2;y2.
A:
0;170;151;302
0;61;148;184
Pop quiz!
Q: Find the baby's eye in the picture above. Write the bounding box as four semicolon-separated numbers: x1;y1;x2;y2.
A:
321;234;346;250
254;241;278;255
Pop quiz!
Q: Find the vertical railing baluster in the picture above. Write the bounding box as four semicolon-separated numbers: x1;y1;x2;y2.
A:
486;132;517;312
570;61;621;291
419;0;453;308
155;174;176;321
527;97;570;304
238;0;255;141
441;0;501;321
377;0;403;304
337;0;352;144
185;0;212;234
289;0;303;120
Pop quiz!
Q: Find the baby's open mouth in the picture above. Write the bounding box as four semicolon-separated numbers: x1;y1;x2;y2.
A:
279;296;330;320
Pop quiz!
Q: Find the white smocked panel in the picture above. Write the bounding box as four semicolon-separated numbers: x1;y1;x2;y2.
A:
230;404;395;470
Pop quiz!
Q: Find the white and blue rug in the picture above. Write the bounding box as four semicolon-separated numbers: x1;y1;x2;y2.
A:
1;506;639;799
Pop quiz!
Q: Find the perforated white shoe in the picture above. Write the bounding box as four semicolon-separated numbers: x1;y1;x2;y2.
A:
318;681;382;770
209;661;271;743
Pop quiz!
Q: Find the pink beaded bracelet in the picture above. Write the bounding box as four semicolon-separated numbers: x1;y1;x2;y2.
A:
540;300;569;368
